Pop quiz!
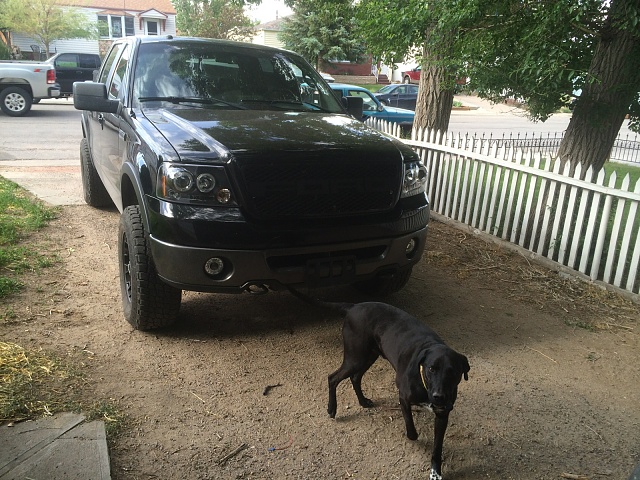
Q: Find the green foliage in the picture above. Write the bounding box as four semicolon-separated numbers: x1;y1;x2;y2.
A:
435;0;639;128
0;177;57;299
0;0;96;57
355;0;640;169
174;0;256;40
280;0;367;69
0;38;10;60
355;0;429;66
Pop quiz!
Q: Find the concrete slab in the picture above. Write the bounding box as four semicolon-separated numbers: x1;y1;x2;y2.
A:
0;165;83;206
0;413;111;480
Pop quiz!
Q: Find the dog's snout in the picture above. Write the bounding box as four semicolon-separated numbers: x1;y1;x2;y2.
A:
432;392;445;404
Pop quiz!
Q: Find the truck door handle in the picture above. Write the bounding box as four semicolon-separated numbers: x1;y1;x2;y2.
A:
98;114;104;129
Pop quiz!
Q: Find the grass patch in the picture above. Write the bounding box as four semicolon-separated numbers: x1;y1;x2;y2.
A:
87;400;128;438
0;341;127;436
603;161;640;188
0;176;58;299
0;341;80;421
354;83;384;92
564;319;596;332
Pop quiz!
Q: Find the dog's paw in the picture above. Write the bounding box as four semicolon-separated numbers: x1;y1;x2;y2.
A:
406;430;418;441
359;397;374;408
429;468;443;480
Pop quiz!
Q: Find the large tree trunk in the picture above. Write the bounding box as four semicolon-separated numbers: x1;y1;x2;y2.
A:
557;0;640;174
413;33;455;190
413;36;455;133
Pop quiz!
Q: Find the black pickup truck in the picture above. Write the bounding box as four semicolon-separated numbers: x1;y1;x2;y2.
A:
73;35;429;330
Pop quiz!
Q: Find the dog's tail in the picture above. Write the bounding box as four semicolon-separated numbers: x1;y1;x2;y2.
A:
286;285;354;315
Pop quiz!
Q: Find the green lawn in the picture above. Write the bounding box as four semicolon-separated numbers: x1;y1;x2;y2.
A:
0;176;58;298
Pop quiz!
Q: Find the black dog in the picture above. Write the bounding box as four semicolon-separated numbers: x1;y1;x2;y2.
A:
288;288;469;480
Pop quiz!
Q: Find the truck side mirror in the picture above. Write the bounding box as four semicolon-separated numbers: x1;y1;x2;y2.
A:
341;96;364;120
73;81;120;114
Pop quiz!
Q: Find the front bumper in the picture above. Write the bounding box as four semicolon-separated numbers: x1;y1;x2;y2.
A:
149;226;428;293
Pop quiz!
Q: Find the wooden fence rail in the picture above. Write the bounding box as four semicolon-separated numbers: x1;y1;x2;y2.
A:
366;118;640;296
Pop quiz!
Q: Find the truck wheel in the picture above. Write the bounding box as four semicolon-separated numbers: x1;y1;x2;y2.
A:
353;267;413;296
403;76;411;84
80;138;112;207
1;87;32;117
119;205;182;330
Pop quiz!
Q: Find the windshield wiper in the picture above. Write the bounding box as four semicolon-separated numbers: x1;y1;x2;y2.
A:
138;96;245;109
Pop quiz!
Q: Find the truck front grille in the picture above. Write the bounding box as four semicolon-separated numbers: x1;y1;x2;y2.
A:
235;157;401;219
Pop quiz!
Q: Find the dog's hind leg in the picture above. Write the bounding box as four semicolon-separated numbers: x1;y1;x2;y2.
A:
328;352;378;417
350;352;378;408
328;367;349;418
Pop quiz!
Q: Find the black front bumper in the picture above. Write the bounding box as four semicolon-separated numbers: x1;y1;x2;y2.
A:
150;224;428;293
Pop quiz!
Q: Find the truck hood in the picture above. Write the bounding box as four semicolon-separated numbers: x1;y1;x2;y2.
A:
143;108;409;160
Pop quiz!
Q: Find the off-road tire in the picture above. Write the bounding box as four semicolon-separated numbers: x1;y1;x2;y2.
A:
353;267;413;296
80;138;112;207
1;86;32;117
119;205;182;330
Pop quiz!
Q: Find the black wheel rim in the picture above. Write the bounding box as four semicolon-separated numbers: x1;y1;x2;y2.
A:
121;232;132;303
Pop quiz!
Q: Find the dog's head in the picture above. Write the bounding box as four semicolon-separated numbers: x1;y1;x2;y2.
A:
419;346;470;414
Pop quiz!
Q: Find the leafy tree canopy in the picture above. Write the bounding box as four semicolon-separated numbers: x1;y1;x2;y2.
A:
0;0;95;57
174;0;256;41
280;0;367;69
355;0;640;170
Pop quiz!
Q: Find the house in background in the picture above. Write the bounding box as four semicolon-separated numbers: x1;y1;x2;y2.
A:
251;17;286;49
251;15;373;77
10;0;176;59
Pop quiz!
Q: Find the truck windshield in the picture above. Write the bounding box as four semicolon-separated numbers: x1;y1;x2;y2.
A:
133;41;343;113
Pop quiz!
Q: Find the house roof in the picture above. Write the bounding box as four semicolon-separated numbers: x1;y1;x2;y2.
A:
254;17;288;32
62;0;176;15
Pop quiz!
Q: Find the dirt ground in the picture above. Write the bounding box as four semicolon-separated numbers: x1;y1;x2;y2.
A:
2;205;639;480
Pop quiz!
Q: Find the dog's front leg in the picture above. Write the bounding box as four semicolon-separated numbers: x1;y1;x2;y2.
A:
429;412;449;480
399;397;418;440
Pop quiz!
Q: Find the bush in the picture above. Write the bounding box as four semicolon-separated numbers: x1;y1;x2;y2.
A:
0;41;10;60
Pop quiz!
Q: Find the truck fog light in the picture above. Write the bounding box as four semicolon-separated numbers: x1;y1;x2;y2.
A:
204;257;225;276
217;188;232;204
405;238;417;256
196;173;216;193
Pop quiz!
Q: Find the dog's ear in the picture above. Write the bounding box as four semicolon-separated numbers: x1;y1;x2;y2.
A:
457;353;470;381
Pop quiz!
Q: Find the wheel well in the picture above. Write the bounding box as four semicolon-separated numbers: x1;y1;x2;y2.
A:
121;174;138;210
0;82;33;98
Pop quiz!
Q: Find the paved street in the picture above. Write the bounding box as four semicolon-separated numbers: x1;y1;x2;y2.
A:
0;98;84;205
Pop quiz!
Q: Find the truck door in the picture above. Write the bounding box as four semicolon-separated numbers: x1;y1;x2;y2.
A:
99;44;131;204
86;43;127;204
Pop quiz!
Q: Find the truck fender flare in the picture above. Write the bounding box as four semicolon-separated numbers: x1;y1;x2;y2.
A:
120;160;152;233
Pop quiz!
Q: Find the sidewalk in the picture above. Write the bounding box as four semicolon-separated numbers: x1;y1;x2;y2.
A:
454;94;527;115
0;413;111;480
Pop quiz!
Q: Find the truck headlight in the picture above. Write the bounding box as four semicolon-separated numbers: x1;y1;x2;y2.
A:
157;163;236;206
401;162;428;198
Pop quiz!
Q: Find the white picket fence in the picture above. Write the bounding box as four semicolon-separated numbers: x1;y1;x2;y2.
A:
366;118;640;296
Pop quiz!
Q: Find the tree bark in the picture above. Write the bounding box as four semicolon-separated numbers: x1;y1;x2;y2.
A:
557;0;640;175
413;33;455;134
